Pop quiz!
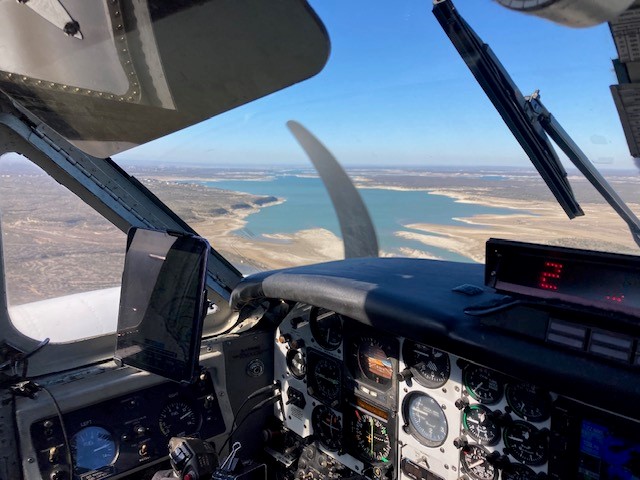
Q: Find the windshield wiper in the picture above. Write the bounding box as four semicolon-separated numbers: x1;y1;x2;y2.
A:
432;0;582;219
433;0;640;248
527;92;640;247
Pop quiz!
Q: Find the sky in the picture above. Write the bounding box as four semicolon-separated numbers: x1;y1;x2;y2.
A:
115;0;633;169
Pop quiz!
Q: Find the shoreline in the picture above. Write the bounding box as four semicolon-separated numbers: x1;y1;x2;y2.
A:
146;173;640;271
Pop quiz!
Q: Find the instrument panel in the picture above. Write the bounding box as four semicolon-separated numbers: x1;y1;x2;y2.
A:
29;372;225;480
274;303;640;480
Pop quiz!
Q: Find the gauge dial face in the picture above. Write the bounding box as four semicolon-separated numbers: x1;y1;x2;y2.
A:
503;421;548;466
403;341;450;389
502;464;537;480
355;337;395;386
506;383;552;422
286;348;306;379
460;444;497;480
159;401;199;437
463;365;504;405
351;409;392;463
402;392;448;447
310;308;343;350
463;404;500;446
71;426;117;472
308;351;341;404
312;405;342;451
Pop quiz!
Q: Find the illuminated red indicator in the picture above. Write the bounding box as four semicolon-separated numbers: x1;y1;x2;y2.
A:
605;294;624;303
538;261;563;291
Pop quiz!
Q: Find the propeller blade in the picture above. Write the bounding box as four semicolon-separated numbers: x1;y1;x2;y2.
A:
286;120;379;258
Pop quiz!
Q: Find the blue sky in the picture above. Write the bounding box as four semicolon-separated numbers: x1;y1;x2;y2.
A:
116;0;631;169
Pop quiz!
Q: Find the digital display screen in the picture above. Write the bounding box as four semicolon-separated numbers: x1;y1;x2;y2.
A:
486;239;640;317
578;419;640;479
115;228;209;383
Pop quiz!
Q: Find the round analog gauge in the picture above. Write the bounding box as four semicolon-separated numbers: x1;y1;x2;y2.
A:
71;426;117;472
308;352;341;404
460;444;497;480
402;392;448;447
502;464;537;480
312;405;342;451
356;337;395;386
463;404;500;446
351;409;392;463
159;401;200;437
506;383;552;422
463;365;504;405
310;308;343;350
286;349;306;379
402;341;450;389
503;421;548;466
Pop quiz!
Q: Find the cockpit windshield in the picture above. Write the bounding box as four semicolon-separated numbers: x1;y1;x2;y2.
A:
1;0;639;344
110;0;640;275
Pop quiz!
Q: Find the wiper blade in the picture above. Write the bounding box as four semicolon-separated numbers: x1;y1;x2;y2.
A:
528;92;640;248
432;0;584;219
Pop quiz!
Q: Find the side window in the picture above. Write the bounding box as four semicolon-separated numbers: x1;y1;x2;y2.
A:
0;153;126;342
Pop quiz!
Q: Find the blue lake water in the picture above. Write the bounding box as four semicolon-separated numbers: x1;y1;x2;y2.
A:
203;175;518;262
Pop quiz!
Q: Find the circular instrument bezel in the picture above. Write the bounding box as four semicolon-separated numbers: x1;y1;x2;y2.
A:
402;340;451;389
505;382;552;422
462;404;500;446
350;408;392;463
401;391;448;448
460;444;497;480
501;464;537;480
70;425;118;472
348;335;397;389
503;420;548;466
463;364;504;405
306;349;342;405
286;348;307;379
158;400;201;438
311;405;342;451
309;308;344;351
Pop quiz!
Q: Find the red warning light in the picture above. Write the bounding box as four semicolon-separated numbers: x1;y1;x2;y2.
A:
605;294;624;303
539;261;563;291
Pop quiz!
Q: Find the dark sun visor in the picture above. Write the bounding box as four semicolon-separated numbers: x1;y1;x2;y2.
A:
0;0;330;158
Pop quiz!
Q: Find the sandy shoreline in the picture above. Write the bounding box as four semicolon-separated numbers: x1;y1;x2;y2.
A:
146;174;640;271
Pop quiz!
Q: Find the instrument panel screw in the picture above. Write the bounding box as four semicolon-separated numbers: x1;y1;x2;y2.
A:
27;457;34;463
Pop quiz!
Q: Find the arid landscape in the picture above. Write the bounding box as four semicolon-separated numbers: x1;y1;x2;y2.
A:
1;160;639;305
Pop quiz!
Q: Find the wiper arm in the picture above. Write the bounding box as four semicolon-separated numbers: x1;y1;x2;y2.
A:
528;92;640;248
432;0;583;219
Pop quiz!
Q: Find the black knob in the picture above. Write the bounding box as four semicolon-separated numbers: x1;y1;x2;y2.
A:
204;394;216;409
398;368;413;382
453;436;468;449
50;469;66;480
455;397;469;410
